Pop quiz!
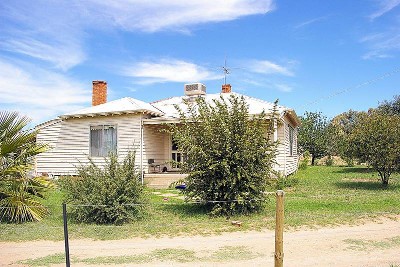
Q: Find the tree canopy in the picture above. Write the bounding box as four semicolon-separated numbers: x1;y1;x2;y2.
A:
169;95;278;216
298;111;330;165
377;95;400;115
329;110;365;166
350;111;400;185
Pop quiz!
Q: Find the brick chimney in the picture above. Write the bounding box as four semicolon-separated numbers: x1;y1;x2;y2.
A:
92;80;107;106
222;84;232;93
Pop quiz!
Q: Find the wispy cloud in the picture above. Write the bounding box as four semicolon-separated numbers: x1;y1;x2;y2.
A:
274;83;293;92
369;0;400;20
241;78;294;93
361;31;400;59
1;37;85;71
0;1;86;70
294;16;328;29
83;0;275;32
0;58;90;124
245;59;295;76
122;59;221;84
0;1;274;70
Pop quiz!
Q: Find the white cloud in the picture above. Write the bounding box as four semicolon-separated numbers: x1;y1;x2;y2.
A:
361;31;400;59
0;1;86;70
369;0;400;20
294;16;328;29
240;76;294;93
0;58;90;124
83;0;275;32
274;83;293;92
122;59;221;84
246;60;294;76
1;37;85;71
0;1;274;70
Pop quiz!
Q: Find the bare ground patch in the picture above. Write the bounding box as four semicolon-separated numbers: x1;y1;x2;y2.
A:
2;216;400;267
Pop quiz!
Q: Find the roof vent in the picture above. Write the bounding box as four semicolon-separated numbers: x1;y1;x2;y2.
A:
184;83;206;96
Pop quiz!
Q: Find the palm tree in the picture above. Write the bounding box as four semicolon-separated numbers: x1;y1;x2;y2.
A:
0;111;52;223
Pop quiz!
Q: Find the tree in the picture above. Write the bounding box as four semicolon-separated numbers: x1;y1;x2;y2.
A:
170;95;278;216
377;95;400;115
0;111;52;223
298;112;329;165
350;111;400;185
330;110;365;166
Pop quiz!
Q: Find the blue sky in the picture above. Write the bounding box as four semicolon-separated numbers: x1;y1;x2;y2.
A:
1;0;399;125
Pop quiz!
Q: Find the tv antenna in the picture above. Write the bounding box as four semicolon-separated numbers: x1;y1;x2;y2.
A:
222;58;231;85
220;57;241;84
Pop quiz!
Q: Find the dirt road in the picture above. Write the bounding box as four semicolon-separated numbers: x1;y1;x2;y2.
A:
1;217;399;266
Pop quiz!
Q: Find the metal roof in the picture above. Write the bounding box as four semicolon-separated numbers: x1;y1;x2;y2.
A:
152;92;287;117
59;97;163;119
43;92;299;126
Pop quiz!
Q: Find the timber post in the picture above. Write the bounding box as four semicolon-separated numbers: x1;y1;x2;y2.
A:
275;190;284;267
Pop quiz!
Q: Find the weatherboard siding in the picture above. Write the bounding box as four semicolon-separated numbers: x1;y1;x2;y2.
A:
35;114;299;178
274;116;298;176
142;125;170;172
36;114;142;175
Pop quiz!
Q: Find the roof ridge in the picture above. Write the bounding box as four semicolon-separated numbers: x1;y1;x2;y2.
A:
150;96;177;104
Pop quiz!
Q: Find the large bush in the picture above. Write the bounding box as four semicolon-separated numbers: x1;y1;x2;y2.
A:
170;95;278;216
60;151;146;224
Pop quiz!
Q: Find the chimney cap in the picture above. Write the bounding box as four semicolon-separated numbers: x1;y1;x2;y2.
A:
92;80;107;84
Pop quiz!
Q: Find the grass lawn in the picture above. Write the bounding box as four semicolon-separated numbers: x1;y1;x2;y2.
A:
1;166;399;242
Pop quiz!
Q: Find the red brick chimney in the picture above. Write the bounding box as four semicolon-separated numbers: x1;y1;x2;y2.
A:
222;84;232;93
92;81;107;106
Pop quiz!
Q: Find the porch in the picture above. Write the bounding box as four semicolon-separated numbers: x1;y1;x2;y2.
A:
144;172;188;189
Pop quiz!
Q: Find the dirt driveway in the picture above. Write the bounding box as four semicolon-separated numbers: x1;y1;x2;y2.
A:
1;217;400;267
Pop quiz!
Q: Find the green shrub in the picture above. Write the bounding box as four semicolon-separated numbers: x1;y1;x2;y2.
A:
344;157;355;167
325;155;334;166
299;151;310;170
275;174;298;190
59;152;146;224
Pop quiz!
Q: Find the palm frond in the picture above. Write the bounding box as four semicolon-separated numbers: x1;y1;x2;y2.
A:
0;177;51;223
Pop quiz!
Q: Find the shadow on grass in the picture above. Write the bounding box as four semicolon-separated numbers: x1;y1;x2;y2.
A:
333;167;373;174
160;202;210;217
335;181;399;191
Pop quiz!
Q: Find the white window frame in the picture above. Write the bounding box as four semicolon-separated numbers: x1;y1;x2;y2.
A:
289;125;294;156
170;135;184;170
89;125;117;157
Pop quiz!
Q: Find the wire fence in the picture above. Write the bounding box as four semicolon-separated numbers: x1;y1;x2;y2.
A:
1;192;400;266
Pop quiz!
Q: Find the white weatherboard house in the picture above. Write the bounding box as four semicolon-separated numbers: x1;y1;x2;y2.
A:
35;81;300;188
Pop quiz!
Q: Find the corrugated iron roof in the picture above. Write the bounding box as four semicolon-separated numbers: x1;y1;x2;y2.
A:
152;92;287;118
60;97;163;119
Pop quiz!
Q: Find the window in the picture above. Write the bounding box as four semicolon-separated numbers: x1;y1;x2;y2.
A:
171;138;184;169
289;125;294;156
90;125;117;157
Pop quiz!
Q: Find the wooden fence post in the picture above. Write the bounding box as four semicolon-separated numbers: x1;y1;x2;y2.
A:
275;190;284;267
